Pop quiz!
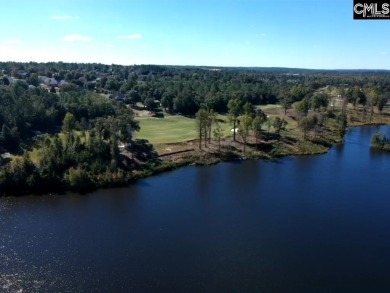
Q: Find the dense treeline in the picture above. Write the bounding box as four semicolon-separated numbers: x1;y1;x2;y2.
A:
0;81;125;152
2;61;390;117
0;78;156;195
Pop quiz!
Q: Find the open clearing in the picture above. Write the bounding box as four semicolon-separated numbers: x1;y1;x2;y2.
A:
136;115;197;144
134;105;287;144
136;114;232;144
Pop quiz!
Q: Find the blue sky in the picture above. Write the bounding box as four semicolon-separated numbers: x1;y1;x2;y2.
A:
0;0;389;69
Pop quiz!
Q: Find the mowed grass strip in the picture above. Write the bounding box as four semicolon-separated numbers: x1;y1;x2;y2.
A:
258;104;282;110
136;115;198;144
136;114;232;144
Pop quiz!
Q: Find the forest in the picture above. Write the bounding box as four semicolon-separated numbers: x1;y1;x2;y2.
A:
1;61;389;195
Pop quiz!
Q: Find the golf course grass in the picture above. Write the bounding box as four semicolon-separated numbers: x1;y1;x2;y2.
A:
136;114;232;144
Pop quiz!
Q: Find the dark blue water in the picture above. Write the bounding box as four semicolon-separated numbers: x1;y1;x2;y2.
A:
1;125;390;292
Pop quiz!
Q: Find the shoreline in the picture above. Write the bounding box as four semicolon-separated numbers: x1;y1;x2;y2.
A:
1;123;388;197
129;135;342;183
127;122;389;184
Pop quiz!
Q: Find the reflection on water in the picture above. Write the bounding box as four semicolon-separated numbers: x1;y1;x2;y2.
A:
333;141;344;156
1;125;390;293
0;201;72;293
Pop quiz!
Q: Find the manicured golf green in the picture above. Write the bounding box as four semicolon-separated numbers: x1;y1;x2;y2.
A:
136;114;232;144
258;104;282;110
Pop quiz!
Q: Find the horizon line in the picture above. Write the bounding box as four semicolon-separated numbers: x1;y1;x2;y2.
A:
0;60;389;72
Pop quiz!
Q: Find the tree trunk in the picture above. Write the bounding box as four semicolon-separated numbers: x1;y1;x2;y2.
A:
233;119;236;141
199;128;202;149
370;106;374;122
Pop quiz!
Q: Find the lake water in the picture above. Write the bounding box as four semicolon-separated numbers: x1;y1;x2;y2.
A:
1;125;390;292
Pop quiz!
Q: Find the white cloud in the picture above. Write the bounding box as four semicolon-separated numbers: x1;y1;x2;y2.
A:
117;34;142;39
63;34;93;42
380;51;387;55
51;15;79;20
3;39;22;45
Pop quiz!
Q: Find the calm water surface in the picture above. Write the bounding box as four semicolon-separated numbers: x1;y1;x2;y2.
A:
1;125;390;292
